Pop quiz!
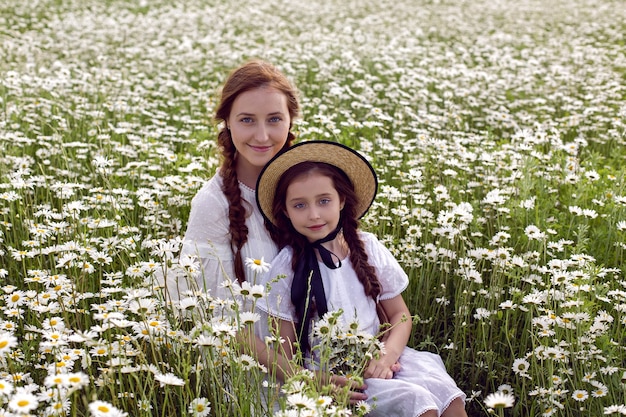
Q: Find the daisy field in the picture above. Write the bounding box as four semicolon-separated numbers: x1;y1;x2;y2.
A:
0;0;625;415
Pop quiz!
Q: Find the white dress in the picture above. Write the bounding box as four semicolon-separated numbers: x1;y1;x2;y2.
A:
257;232;466;417
165;174;278;310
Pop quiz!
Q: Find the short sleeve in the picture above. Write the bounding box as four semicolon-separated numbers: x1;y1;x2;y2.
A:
361;232;409;300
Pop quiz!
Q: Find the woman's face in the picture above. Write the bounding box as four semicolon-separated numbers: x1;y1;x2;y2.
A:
227;87;291;183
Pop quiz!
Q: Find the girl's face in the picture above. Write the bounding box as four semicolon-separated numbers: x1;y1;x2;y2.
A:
284;172;344;242
227;86;291;182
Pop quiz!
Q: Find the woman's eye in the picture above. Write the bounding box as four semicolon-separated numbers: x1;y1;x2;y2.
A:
240;117;253;123
269;116;282;123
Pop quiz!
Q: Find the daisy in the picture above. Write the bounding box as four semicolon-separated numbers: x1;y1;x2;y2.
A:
0;331;18;356
287;392;317;410
603;404;626;414
572;390;588;401
590;381;609;398
497;384;513;395
484;391;515;408
45;397;71;415
354;400;371;414
244;257;270;274
239;311;260;326
188;397;211;417
8;388;39;413
237;354;258;371
524;225;546;241
154;372;185;387
0;378;14;396
89;400;128;417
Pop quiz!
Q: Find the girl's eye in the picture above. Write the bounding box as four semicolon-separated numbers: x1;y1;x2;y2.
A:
293;203;305;209
269;116;282;123
240;117;253;123
320;198;330;205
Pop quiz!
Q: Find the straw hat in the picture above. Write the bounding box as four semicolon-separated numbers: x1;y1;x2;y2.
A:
256;140;378;226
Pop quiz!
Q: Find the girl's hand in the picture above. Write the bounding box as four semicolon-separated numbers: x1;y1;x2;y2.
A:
364;357;400;380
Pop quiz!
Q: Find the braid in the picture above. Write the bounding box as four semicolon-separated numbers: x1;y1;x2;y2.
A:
218;129;249;283
343;213;382;302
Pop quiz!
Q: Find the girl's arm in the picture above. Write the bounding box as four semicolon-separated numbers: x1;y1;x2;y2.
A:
364;294;412;379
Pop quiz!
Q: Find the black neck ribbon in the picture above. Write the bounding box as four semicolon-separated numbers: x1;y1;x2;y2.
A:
291;224;343;355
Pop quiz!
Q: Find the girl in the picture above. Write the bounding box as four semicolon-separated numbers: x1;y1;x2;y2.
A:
255;140;467;417
166;59;300;302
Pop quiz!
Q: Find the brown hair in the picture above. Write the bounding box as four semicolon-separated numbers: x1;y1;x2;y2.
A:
272;162;382;301
215;60;300;283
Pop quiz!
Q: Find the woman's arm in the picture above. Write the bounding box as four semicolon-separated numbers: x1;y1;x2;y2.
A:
364;294;412;379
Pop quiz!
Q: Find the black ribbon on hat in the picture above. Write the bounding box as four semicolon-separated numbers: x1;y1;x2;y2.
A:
291;223;343;355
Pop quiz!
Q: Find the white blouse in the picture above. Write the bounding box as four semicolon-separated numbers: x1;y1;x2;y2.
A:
168;173;279;301
257;232;409;338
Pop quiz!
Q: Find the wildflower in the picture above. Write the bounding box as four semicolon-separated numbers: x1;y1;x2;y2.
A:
287;392;317;410
237;354;259;371
0;378;13;396
499;300;517;310
137;400;153;411
511;358;530;376
89;400;128;417
572;390;588;401
235;281;265;300
354;400;371;414
524;225;546;241
0;331;18;356
67;372;89;389
239;311;260;326
484;391;515;408
245;257;270;274
590;381;609;398
8;388;39;413
603;404;626;414
44;373;66;388
482;189;507;205
314;395;333;408
519;196;536;209
474;308;492;320
497;384;513;395
154;372;185;387
5;290;28;308
188;397;211;417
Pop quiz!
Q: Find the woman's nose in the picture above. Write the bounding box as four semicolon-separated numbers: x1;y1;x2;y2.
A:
254;124;269;142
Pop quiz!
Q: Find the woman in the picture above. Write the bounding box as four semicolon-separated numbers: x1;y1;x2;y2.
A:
166;59;300;303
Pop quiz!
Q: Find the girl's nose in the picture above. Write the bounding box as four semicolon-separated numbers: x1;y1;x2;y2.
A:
308;207;320;219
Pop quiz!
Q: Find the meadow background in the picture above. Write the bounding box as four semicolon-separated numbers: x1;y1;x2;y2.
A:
1;0;625;416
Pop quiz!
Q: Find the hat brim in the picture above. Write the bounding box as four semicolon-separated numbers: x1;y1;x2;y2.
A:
256;140;378;226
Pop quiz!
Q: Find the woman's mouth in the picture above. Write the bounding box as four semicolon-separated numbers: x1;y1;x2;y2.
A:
249;145;273;152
